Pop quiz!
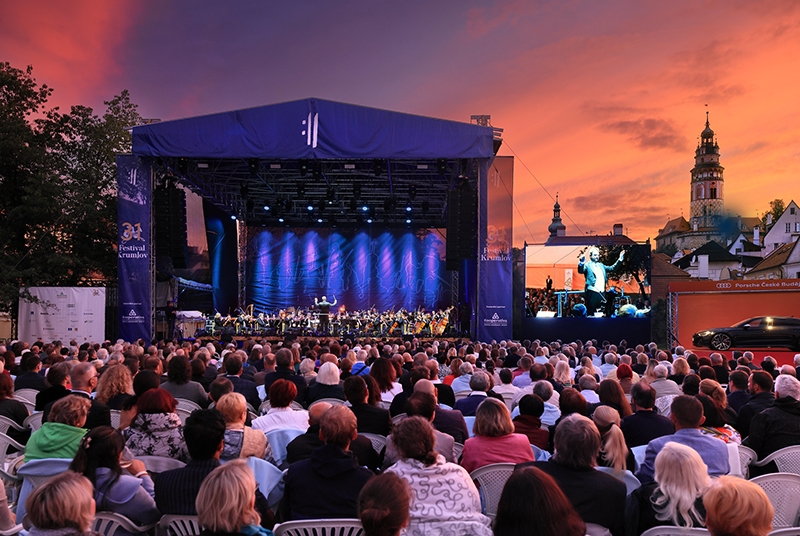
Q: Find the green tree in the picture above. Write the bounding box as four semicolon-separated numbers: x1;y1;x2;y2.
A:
0;62;142;312
763;199;785;229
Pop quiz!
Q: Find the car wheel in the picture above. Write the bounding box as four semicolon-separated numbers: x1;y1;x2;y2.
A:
711;333;732;351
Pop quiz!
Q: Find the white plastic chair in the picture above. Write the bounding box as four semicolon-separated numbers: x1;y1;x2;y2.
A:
175;407;192;425
453;442;464;460
175;398;202;412
93;512;158;536
752;445;800;476
12;389;38;404
138;455;186;474
109;409;121;430
11;398;34;414
750;473;800;529
0;416;26;436
595;466;641;495
454;390;471;401
156;515;200;536
391;413;406;426
265;428;305;467
631;445;648;468
359;433;387;455
531;444;550;461
464;416;476;438
309;398;347;409
469;462;515;521
273;518;364;536
639;527;709;535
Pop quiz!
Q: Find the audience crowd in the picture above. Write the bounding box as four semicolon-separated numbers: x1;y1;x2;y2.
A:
0;336;795;536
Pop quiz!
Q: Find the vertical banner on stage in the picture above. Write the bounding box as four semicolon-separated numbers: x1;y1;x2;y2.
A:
478;156;513;341
18;287;106;342
117;155;152;341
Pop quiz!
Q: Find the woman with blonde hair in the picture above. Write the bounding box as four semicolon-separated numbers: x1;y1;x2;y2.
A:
25;471;98;536
95;364;134;409
704;475;772;536
626;442;710;535
196;459;271;536
553;360;574;388
669;357;691;385
592;406;632;473
216;392;267;461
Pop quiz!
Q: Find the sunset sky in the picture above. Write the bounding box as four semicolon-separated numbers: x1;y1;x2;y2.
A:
3;0;799;246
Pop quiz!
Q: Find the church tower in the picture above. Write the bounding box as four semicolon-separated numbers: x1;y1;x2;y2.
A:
547;194;566;239
689;112;724;231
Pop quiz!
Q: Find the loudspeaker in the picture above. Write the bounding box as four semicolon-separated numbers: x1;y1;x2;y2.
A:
154;186;188;268
445;184;477;270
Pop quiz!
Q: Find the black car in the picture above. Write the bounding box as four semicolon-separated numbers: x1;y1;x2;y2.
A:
693;316;800;351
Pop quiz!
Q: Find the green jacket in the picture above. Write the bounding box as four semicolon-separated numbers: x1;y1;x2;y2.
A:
24;422;86;462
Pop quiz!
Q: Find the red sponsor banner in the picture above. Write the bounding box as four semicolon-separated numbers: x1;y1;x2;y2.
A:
669;279;800;293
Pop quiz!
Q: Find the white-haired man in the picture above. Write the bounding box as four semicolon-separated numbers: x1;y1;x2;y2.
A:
577;246;624;316
743;374;800;471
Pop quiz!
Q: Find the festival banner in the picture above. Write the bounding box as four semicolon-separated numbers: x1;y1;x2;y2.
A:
18;287;106;342
478;156;513;341
117;155;152;341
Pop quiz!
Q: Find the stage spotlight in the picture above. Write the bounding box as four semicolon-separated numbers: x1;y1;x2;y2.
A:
405;205;412;212
409;185;417;200
248;159;258;176
298;159;309;176
263;205;270;211
317;218;323;223
297;184;304;198
437;158;447;176
278;217;285;223
230;215;237;220
422;200;430;213
366;218;373;224
307;205;314;211
406;218;411;224
361;205;369;212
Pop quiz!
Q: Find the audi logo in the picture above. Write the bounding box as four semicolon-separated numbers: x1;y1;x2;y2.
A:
716;283;732;289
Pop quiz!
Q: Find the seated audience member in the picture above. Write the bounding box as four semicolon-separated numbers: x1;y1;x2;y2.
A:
511;394;549;450
493;466;585;536
736;370;775;438
222;354;262;411
577;374;600;404
460;398;534;473
208;376;234;405
650;364;682;398
597;379;633;417
492;368;519;398
344;376;391;436
262;348;308;406
385;417;492;536
704;476;773;536
592;406;633;472
35;362;71;411
620;382;674;449
615;363;634;395
699;379;737;425
123;387;189;462
520;414;626;535
25;395;89;462
14;351;47;392
94;363;134;410
370;358;403;403
69;426;161;530
547;387;588;452
280;405;373;520
251;379;309;433
119;370;161;430
358;472;410;536
453;370;491;417
285;401;379;471
696;393;741;444
196;459;269;536
383;392;455;469
216;392;267;461
635;395;729;484
414;379;470;444
25;472;96;536
743;373;800;472
450;361;475;393
726;370;751;414
161;354;210;408
44;361;111;430
306;362;346;404
0;374;30;445
626;442;710;535
155;409;227;515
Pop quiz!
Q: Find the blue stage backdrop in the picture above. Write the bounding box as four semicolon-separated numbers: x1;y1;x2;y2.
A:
246;227;452;313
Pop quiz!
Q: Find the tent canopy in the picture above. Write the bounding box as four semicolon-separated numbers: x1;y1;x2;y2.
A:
132;98;494;160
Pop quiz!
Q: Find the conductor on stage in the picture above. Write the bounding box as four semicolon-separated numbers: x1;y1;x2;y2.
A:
577;247;624;317
314;295;337;334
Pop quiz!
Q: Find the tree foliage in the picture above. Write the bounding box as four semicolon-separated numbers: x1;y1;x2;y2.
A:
0;62;142;312
763;198;785;228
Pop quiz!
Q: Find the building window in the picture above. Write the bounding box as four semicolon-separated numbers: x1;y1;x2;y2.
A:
795;222;800;232
787;223;792;233
791;207;796;215
710;186;717;199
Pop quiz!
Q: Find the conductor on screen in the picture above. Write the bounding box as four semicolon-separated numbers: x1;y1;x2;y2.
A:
577;247;624;317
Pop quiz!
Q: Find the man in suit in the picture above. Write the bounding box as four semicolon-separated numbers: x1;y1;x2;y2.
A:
262;348;307;406
223;354;262;411
155;409;226;514
344;376;391;436
414;379;469;444
620;382;674;449
736;371;775;438
454;370;491;417
43;362;110;429
14;352;47;392
577;246;624;316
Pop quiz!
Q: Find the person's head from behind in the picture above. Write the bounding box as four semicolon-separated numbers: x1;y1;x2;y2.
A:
197;459;260;532
405;391;436;421
775;373;800;401
552;414;600;470
670;395;704;429
518;394;544;419
137;387;177;414
469;370;490;392
133;369;161;398
681;374;701;396
704;475;772;536
50;395;91;427
167;354;192;385
216;392;247;426
209;376;234;403
499;368;513;385
493;466;586;536
26;471;95;532
358;472;410;536
319;404;358;450
69;426;124;485
268;379;297;408
474;397;513;438
391;416;437;466
559;387;588;416
317;361;341;386
184;409;227;461
653;442;710;527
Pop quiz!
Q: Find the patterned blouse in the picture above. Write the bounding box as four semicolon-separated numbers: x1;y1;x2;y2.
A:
122;412;190;462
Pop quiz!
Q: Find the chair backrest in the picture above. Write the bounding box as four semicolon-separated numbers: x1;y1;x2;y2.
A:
631;445;648;468
15;458;73;521
654;395;677;418
464;416;476;438
453;442;464;461
761;446;800;476
595;466;641;495
265;428;305;467
273;518;364;536
0;416;24;435
0;432;24;462
175;407;192;425
767;528;800;535
531;444;550;461
639;527;709;536
156;515;200;536
359;433;387;455
93;512;157;536
309;398;347;409
454;390;471;401
23;412;43;432
109;410;121;430
736;444;757;479
500;393;514;410
138;455;186;474
469;462;515;520
175;398;202;412
585;524;614;536
11;397;34;414
13;389;38;404
391;413;406;426
750;473;800;529
259;400;304;415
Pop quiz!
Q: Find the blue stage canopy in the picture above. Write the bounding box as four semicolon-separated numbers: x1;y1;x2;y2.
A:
132;98;494;160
